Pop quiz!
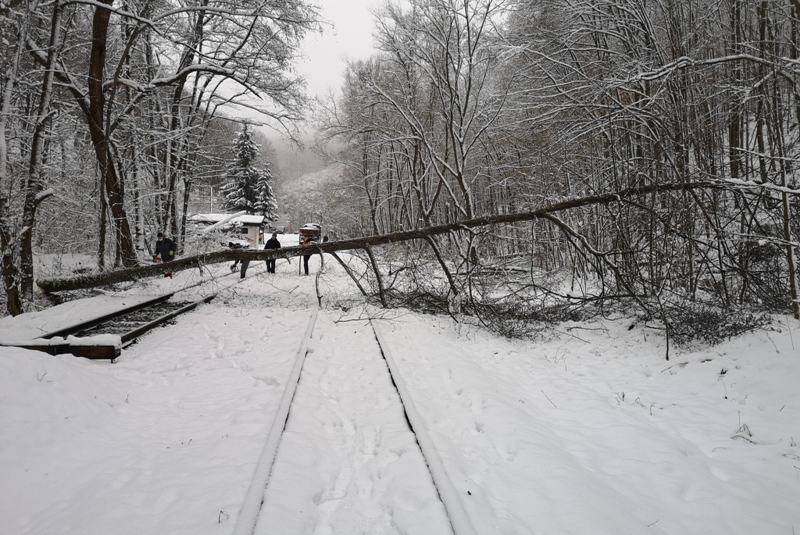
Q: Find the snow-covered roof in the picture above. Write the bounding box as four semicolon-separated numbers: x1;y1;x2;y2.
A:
189;213;265;225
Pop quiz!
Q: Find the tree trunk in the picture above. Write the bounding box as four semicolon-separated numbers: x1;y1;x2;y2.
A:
0;5;27;316
87;0;138;267
38;181;726;294
19;0;64;303
364;244;387;307
0;196;22;316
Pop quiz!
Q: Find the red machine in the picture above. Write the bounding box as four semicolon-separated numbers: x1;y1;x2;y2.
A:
298;223;321;244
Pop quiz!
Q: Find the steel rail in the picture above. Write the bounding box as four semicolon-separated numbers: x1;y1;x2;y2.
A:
120;294;216;346
3;291;222;361
232;309;319;535
370;319;478;535
230;310;473;535
39;292;175;339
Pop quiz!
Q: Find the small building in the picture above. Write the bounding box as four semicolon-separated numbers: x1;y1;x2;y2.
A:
188;213;265;247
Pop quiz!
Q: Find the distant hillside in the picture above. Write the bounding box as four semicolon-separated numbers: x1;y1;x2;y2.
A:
275;161;344;232
283;163;343;193
266;133;328;181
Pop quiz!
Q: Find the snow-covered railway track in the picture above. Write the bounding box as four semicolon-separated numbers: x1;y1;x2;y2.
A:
0;263;260;361
61;296;209;343
233;310;476;535
371;320;478;535
232;309;319;535
3;292;216;361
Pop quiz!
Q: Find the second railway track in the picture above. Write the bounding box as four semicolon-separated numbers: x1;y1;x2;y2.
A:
7;267;249;361
11;292;215;361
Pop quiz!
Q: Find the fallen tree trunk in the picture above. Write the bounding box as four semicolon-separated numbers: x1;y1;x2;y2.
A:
38;181;722;294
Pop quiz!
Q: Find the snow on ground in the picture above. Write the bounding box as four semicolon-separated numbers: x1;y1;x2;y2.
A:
377;313;800;534
1;246;799;534
256;313;454;535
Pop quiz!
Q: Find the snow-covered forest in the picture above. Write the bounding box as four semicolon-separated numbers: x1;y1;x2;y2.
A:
0;0;319;314
2;0;800;336
2;2;800;533
311;0;800;337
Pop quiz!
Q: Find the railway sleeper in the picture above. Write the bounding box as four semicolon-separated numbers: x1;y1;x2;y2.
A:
1;336;121;361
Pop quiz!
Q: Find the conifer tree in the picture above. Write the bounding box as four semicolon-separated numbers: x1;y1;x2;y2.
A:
254;161;279;223
221;125;261;214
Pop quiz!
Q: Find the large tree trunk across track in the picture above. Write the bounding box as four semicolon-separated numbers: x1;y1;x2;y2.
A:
38;181;740;294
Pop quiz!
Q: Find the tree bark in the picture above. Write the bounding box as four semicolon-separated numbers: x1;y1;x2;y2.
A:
87;0;138;267
0;196;22;316
19;1;64;303
363;244;387;307
329;252;369;297
0;4;28;316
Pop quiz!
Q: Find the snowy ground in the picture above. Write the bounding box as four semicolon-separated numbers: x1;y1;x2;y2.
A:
1;244;799;535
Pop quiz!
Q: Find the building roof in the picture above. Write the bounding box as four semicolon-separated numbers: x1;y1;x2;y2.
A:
189;213;265;225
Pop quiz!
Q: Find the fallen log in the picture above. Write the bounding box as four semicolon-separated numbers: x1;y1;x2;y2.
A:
37;181;721;294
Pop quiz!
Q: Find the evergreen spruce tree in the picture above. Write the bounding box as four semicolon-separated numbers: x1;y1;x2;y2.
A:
254;161;279;224
221;125;261;214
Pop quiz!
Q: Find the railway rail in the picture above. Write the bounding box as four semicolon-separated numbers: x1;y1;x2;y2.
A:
4;272;477;533
1;263;253;361
2;292;215;361
232;310;477;535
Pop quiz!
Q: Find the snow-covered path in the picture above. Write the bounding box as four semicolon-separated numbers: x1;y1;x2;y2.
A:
256;313;453;534
2;250;799;534
0;301;314;535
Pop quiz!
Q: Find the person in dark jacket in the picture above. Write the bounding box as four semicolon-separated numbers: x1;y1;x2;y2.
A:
301;236;312;275
229;242;250;279
264;233;281;273
154;232;175;278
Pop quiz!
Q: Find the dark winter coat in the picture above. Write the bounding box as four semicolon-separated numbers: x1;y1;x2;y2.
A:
154;237;175;262
264;237;281;250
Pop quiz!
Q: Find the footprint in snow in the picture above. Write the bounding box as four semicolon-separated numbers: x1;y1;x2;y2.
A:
471;397;486;415
361;425;382;457
253;375;279;386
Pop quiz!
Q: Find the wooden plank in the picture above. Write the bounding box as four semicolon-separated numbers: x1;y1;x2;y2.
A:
67;344;120;360
1;342;120;360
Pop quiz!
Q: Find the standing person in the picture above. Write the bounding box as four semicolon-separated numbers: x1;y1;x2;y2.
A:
264;233;281;273
302;235;312;276
229;242;250;279
154;232;175;278
228;242;240;272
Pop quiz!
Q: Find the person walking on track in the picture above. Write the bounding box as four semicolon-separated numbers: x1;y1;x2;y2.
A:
264;233;281;273
302;236;312;276
154;232;175;278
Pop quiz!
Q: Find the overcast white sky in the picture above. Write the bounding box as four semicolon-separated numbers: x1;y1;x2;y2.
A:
297;0;382;98
228;0;382;149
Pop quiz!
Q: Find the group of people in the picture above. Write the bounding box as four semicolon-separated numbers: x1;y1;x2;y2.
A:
229;232;283;279
152;231;323;280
